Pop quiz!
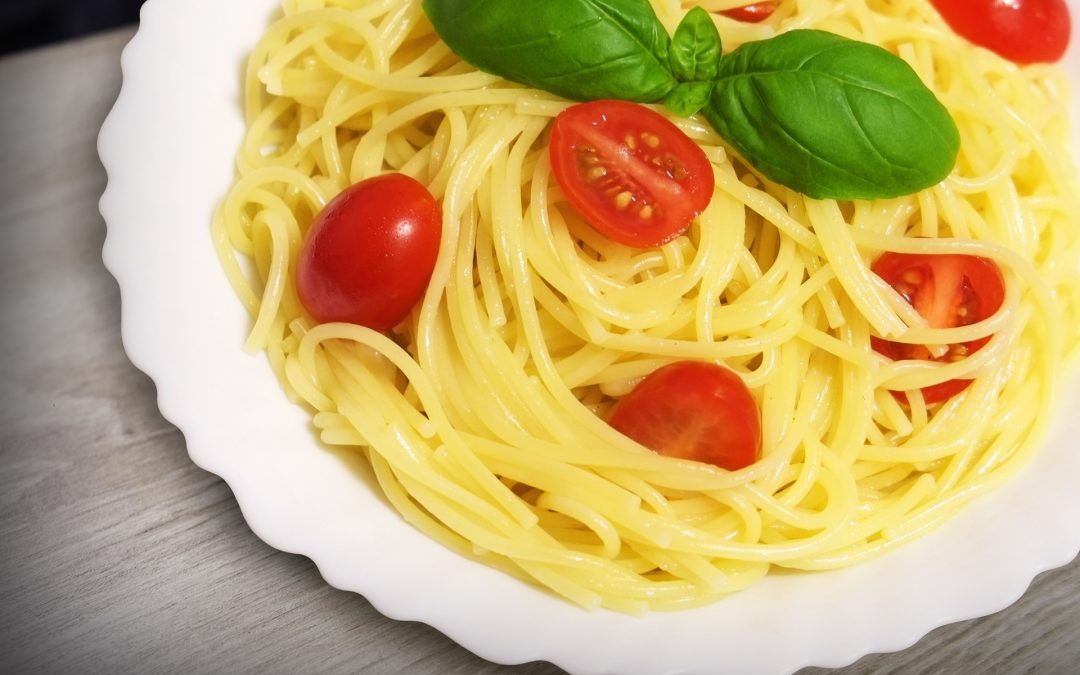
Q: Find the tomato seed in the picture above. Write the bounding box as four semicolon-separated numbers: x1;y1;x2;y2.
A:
579;146;600;165
624;135;637;150
641;132;660;148
586;166;607;182
666;159;688;180
615;191;633;209
639;205;654;219
946;343;971;362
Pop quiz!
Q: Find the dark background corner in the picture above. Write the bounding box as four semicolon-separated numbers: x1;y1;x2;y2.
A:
1;0;146;56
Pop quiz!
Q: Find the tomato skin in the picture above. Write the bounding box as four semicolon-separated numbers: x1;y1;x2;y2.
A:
549;100;715;248
609;361;761;471
296;173;442;331
930;0;1071;64
870;252;1006;404
719;2;777;23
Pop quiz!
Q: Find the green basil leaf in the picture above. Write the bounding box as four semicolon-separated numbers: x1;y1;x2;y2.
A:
664;81;713;117
422;0;677;102
703;29;960;200
668;7;722;83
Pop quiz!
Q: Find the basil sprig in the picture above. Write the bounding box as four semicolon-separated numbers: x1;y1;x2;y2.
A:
664;7;720;117
421;0;960;200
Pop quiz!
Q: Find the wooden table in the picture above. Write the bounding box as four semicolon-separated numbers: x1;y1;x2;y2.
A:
2;26;1078;674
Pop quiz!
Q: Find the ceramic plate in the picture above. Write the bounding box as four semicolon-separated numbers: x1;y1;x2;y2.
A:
99;2;1080;672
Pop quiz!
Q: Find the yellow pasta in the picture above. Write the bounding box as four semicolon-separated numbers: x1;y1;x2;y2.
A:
213;0;1080;612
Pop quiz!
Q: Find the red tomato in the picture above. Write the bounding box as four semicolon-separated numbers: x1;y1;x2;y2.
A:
870;252;1006;404
930;0;1072;64
719;2;777;23
609;361;761;471
296;173;441;331
549;100;715;248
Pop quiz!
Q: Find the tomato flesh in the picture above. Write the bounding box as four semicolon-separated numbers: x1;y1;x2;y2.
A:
549;100;715;248
930;0;1071;64
870;253;1005;404
296;173;442;331
609;361;761;471
720;2;777;23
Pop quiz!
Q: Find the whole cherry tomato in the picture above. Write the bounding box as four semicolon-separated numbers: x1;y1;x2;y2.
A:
609;361;761;471
870;252;1006;404
549;100;715;248
930;0;1072;64
720;2;777;23
296;173;442;331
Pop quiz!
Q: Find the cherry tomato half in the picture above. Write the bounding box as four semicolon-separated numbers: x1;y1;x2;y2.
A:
549;100;715;248
719;2;777;23
609;361;761;471
870;252;1006;404
296;173;442;331
930;0;1072;64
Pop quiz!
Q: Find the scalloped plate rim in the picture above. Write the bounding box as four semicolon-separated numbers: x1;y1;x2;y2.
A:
98;1;1080;673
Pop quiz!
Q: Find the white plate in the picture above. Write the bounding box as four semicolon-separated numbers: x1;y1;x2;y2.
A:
99;2;1080;673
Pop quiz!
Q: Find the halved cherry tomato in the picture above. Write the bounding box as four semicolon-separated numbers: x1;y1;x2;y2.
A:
296;173;441;331
719;2;777;23
930;0;1071;64
609;361;761;471
549;100;715;248
870;252;1006;404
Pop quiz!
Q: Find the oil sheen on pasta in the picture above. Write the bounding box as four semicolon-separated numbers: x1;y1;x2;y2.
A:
213;0;1080;613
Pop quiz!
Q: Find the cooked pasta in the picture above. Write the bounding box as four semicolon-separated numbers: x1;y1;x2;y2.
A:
213;0;1080;612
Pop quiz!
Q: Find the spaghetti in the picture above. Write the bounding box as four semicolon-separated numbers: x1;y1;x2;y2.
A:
213;0;1080;612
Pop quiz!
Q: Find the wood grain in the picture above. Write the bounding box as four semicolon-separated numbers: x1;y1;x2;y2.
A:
0;26;1076;675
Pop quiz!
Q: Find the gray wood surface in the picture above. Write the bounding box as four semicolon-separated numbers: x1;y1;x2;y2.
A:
1;26;1077;675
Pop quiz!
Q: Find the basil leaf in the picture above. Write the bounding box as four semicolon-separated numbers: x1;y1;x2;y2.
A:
665;82;713;117
703;30;960;200
422;0;677;102
668;7;722;83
